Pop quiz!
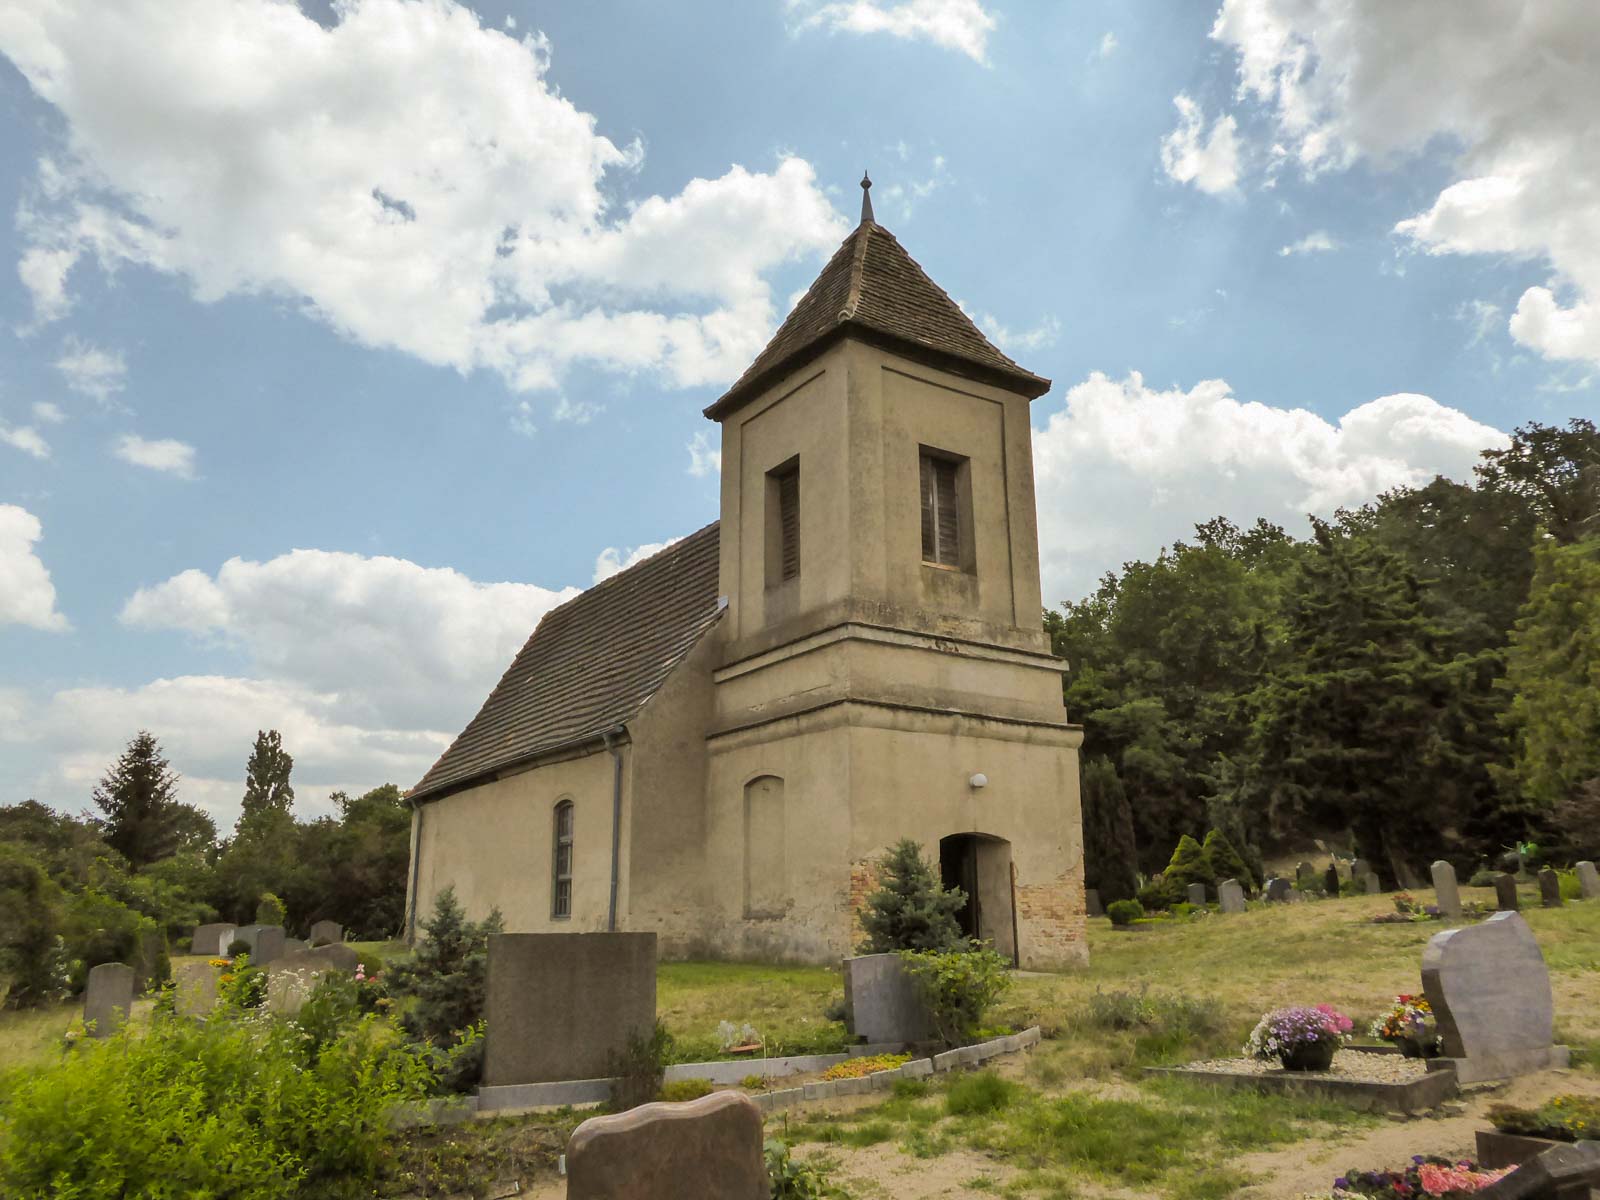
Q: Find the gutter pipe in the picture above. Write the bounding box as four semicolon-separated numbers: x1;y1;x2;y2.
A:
603;726;626;932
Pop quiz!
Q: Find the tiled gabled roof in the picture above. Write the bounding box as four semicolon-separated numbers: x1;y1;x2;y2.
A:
704;220;1050;420
410;522;723;802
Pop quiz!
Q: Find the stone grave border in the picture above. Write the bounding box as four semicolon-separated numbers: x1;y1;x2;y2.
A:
398;1026;1043;1125
1143;1047;1459;1115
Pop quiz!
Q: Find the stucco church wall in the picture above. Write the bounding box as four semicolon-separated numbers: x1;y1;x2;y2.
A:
411;748;622;932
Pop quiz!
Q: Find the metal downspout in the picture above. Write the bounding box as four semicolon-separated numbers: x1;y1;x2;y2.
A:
405;798;423;943
603;727;626;932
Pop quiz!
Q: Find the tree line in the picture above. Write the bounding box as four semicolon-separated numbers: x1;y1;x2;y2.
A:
1;729;409;1007
1055;419;1600;900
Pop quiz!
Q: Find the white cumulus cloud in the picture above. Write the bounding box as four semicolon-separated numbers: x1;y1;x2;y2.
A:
787;0;996;64
1160;95;1241;196
1031;371;1508;603
53;339;125;400
1279;230;1336;256
593;538;684;584
686;430;721;478
1;422;50;459
113;433;197;478
1203;0;1600;367
1;0;848;396
0;504;70;631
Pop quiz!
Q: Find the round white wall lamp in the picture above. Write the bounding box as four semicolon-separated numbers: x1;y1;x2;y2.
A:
969;773;988;790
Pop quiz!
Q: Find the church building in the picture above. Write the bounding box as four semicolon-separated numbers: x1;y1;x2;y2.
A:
404;178;1087;969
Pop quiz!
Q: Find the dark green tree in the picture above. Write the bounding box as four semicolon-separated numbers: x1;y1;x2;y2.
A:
1200;828;1254;891
0;845;69;1007
1163;832;1211;890
1474;419;1600;546
1079;756;1138;904
238;729;295;835
92;732;184;869
389;886;503;1049
857;839;966;953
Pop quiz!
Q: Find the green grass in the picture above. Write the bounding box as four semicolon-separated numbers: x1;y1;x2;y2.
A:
0;1003;76;1078
656;960;847;1060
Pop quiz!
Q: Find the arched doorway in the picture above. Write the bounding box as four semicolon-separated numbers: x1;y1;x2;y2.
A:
938;833;1016;965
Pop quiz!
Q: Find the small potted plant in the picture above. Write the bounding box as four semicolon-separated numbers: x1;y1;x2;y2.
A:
1369;994;1440;1058
1246;1004;1353;1071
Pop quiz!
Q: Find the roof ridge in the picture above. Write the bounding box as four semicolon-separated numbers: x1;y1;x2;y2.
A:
840;222;873;321
540;520;719;622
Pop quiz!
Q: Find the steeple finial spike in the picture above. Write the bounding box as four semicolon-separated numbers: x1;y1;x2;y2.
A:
860;170;874;225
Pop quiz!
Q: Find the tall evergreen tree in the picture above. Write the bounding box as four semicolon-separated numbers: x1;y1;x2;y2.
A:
93;731;184;868
1079;756;1139;904
237;729;295;835
857;840;966;953
1246;522;1496;884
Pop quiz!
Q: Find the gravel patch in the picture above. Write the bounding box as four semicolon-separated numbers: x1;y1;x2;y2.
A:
1181;1049;1432;1084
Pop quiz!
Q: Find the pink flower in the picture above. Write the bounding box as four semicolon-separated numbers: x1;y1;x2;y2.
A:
1418;1163;1511;1194
1315;1004;1354;1035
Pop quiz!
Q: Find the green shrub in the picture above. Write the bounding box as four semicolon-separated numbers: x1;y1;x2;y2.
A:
1469;868;1499;888
765;1138;841;1199
609;1020;674;1111
226;938;252;959
741;1073;771;1090
1135;874;1180;912
1170;902;1198;919
388;886;502;1080
659;1078;714;1102
0;1010;429;1198
1199;829;1253;891
857;839;966;953
1106;899;1143;927
61;888;148;991
1164;834;1212;891
1557;869;1583;901
945;1069;1017;1116
254;892;287;927
899;947;1012;1047
0;845;70;1008
217;952;266;1009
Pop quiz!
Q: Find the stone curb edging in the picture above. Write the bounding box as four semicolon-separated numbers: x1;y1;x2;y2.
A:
1142;1057;1459;1116
447;1026;1044;1122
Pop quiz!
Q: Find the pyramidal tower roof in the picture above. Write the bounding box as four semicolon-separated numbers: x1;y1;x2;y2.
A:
704;175;1050;419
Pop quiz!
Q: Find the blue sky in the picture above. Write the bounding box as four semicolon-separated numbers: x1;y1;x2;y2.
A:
2;0;1596;826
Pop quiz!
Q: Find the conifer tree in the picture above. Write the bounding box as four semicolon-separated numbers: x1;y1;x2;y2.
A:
1200;828;1254;891
1080;757;1139;903
93;731;184;868
1162;832;1211;889
237;730;295;836
857;839;966;953
390;886;504;1047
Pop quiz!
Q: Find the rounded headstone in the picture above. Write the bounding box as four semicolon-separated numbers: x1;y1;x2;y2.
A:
1494;873;1520;912
1421;911;1558;1081
1576;861;1600;900
1538;868;1564;908
84;962;136;1038
1430;860;1462;918
566;1090;765;1200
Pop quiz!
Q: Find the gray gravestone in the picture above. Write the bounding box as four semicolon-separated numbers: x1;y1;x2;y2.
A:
84;962;135;1038
1431;860;1462;917
134;928;167;994
1084;888;1103;917
1324;864;1341;896
1363;871;1382;895
1218;878;1246;914
1539;868;1564;908
1577;861;1600;900
283;938;308;956
1495;873;1520;911
1185;882;1207;906
1421;911;1568;1083
1476;1141;1600;1199
1350;858;1368;881
265;944;360;1014
1296;861;1316;885
252;926;286;965
190;923;236;958
484;932;656;1087
844;953;933;1044
173;958;220;1018
1265;877;1292;902
566;1091;765;1200
309;920;342;946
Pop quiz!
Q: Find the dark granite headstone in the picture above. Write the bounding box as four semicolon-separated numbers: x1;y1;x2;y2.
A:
1495;873;1520;912
566;1091;765;1200
1476;1140;1600;1199
1539;868;1564;908
1185;883;1207;906
1324;864;1341;896
1421;911;1568;1083
1296;861;1316;885
1265;877;1292;902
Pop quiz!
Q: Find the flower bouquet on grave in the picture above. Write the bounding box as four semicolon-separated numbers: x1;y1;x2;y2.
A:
1369;994;1440;1058
1245;1004;1353;1071
1329;1155;1510;1197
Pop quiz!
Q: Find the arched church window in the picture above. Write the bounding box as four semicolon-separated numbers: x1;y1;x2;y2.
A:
552;800;574;919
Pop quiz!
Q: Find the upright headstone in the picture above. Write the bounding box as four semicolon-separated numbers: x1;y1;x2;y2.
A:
483;932;656;1087
265;944;361;1014
1218;878;1246;914
1185;883;1207;906
1363;872;1382;895
1324;864;1341;896
1431;860;1462;918
1296;861;1316;886
309;920;342;947
283;938;308;956
1350;858;1369;882
1539;868;1564;908
190;923;236;958
566;1091;765;1200
1265;877;1292;902
1577;861;1600;900
1084;888;1104;917
252;926;286;966
1495;873;1520;912
1474;1140;1600;1199
134;927;168;994
173;958;221;1018
844;953;933;1044
84;962;135;1038
1421;911;1568;1083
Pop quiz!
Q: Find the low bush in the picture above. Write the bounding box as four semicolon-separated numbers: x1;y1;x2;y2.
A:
1488;1094;1600;1142
609;1021;673;1111
765;1138;842;1199
741;1073;771;1090
217;952;267;1009
819;1053;910;1081
226;938;252;958
388;887;502;1089
255;892;287;927
1136;874;1180;912
658;1078;714;1102
1469;868;1499;888
1106;899;1143;927
945;1069;1017;1116
899;947;1012;1047
0;1010;430;1198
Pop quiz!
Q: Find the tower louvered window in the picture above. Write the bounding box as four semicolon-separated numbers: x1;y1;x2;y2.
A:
920;452;961;567
776;463;800;581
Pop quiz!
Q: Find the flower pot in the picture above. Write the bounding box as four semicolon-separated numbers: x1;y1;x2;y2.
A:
1393;1035;1440;1059
1279;1040;1337;1071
